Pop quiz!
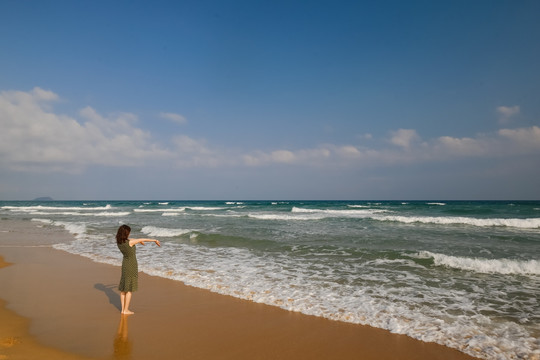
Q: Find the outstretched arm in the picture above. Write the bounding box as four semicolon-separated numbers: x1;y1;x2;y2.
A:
128;238;161;247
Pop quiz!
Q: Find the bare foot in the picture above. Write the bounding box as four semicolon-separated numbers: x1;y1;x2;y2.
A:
121;310;134;315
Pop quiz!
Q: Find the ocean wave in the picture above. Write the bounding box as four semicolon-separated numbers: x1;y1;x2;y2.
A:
140;206;226;212
377;215;540;229
161;212;185;216
426;202;446;206
134;208;186;213
246;207;387;221
292;207;388;216
418;251;540;275
88;211;131;217
186;206;227;211
56;221;87;236
248;213;327;221
31;219;87;237
31;218;53;224
2;204;113;212
242;207;540;229
141;226;194;237
33;211;130;217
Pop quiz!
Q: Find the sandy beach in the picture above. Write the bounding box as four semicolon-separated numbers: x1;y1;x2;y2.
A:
0;219;480;360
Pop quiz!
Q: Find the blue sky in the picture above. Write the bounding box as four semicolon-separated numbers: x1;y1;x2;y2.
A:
1;0;539;200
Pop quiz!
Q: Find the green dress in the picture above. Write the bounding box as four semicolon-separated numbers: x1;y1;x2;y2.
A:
118;241;138;292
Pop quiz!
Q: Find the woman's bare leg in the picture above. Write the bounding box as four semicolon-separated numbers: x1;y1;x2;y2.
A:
120;291;126;313
120;291;134;314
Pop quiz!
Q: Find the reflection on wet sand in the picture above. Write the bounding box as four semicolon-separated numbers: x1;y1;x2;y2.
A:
113;315;132;360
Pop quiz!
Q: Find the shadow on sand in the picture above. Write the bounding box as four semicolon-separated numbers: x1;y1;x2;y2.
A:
94;283;121;311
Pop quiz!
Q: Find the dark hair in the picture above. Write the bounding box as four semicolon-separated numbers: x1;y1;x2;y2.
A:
116;225;131;244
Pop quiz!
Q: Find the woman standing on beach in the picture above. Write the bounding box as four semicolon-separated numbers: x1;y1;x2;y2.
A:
116;224;160;315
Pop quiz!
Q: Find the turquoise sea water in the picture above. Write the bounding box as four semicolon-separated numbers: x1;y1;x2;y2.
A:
1;200;539;359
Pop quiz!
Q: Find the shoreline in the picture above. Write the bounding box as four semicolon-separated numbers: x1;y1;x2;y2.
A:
0;219;480;359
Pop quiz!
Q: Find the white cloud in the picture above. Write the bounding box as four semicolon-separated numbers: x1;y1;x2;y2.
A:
0;88;171;172
242;126;540;168
496;105;520;124
270;150;296;163
429;126;540;159
173;135;209;153
389;129;420;149
358;133;373;140
337;145;362;158
498;126;540;150
31;87;59;101
171;135;236;167
243;145;368;167
2;88;539;175
433;135;491;157
160;112;187;124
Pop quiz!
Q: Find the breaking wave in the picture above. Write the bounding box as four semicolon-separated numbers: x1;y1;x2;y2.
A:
418;251;540;275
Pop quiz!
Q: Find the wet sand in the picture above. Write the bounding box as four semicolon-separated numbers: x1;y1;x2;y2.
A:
0;250;88;360
0;220;480;359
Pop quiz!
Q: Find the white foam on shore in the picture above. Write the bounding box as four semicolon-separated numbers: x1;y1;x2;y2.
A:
32;218;87;238
417;251;540;276
47;224;539;360
31;218;53;224
140;243;537;360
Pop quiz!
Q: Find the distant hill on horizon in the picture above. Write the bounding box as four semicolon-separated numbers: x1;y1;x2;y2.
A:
33;197;54;201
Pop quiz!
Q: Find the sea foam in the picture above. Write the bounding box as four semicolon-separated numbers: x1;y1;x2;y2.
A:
2;204;113;211
291;207;388;217
28;211;130;217
141;226;194;237
378;215;540;229
418;251;540;276
32;219;87;238
247;206;540;229
134;208;186;213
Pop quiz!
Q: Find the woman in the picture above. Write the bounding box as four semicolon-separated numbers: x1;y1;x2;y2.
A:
116;224;161;315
